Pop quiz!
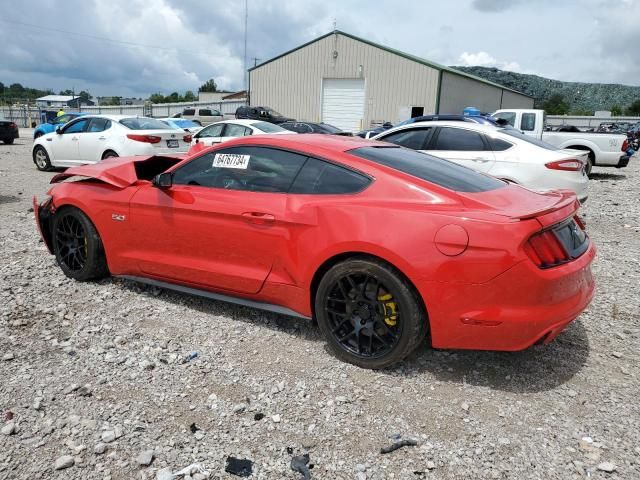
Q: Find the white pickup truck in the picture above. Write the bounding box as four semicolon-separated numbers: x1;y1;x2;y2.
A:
493;109;630;175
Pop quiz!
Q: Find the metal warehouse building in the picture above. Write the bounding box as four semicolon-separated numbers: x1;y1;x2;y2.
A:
249;30;533;132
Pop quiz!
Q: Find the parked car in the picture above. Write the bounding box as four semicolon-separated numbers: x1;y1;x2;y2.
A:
493;109;629;174
189;119;294;154
34;134;595;368
0;117;19;144
372;121;589;203
159;118;203;134
32;115;191;171
34;112;86;139
280;121;351;135
235;105;294;124
357;114;511;139
172;107;223;126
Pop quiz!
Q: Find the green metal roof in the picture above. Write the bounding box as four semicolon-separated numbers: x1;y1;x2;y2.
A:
249;30;532;98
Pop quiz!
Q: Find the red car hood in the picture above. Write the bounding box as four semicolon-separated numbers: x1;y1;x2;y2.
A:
458;184;579;228
50;155;185;188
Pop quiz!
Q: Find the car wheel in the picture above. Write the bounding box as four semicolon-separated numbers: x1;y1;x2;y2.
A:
102;150;118;159
315;257;428;369
586;153;594;176
51;207;109;281
33;146;53;171
4;138;15;145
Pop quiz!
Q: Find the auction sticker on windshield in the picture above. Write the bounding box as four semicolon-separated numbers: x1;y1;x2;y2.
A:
213;153;250;169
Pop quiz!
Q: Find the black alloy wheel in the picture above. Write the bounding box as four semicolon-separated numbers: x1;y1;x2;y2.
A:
315;258;427;369
55;212;88;272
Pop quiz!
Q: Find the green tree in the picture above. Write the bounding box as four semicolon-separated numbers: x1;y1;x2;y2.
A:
610;105;623;116
149;93;166;103
543;93;569;115
184;90;196;102
626;100;640;116
198;78;218;93
166;92;181;103
78;90;91;103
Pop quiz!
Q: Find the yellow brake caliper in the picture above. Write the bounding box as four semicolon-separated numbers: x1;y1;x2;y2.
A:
377;292;398;326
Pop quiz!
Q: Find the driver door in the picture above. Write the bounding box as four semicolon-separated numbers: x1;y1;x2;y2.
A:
128;146;307;294
48;117;89;164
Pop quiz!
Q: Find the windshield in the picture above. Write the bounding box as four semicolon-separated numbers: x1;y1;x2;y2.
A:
120;117;173;130
317;123;343;133
253;121;287;133
265;108;283;117
349;146;505;193
500;129;559;151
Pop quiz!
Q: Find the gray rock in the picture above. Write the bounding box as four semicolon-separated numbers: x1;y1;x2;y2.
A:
156;467;174;480
54;455;75;470
1;422;16;436
2;353;14;361
232;403;247;414
94;442;107;454
101;430;116;443
426;461;436;470
136;449;155;466
597;462;617;473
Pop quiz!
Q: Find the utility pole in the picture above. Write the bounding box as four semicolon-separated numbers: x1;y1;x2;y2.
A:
252;57;260;68
243;0;248;92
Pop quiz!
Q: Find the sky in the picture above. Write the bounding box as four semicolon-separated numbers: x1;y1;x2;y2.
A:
1;0;638;98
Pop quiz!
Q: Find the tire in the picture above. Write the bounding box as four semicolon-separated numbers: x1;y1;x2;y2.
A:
586;153;594;177
51;207;109;281
102;150;118;160
4;138;14;145
33;146;53;171
315;257;428;369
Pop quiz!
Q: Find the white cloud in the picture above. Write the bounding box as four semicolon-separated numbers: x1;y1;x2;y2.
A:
458;51;521;72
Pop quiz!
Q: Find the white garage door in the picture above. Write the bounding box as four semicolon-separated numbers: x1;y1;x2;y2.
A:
321;78;365;133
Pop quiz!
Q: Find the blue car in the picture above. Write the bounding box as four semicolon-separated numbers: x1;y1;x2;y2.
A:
34;112;87;139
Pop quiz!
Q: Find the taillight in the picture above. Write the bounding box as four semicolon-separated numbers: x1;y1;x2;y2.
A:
525;230;570;268
183;134;192;143
126;134;161;144
621;139;628;151
9;123;17;129
545;159;583;171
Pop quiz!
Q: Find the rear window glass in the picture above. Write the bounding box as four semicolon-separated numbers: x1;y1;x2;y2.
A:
120;117;173;130
253;121;288;133
500;129;559;151
348;146;505;193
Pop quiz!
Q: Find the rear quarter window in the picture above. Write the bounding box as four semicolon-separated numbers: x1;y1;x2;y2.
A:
348;146;505;193
290;158;371;194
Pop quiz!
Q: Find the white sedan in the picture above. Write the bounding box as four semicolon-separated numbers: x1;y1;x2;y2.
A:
190;119;294;149
32;115;191;171
373;121;589;203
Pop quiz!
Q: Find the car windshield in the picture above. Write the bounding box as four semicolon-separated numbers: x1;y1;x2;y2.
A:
120;117;173;130
253;121;287;133
348;146;505;193
317;123;342;133
500;129;559;150
265;108;283;117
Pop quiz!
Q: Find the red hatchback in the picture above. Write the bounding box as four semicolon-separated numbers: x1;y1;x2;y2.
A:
34;135;595;368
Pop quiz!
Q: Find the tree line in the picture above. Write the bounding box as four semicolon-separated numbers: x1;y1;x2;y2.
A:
543;92;640;116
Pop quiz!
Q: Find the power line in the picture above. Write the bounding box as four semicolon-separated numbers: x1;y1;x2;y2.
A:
0;18;213;57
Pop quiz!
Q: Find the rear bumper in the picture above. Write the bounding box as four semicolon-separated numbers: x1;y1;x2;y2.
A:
0;129;19;140
615;154;630;168
420;241;596;351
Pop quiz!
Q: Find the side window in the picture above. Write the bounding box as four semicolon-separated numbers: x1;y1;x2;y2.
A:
521;113;536;131
381;128;431;150
494;112;516;127
172;146;306;193
224;123;250;137
290;158;371;194
199;109;213;116
53;114;71;125
298;123;313;133
183;109;196;116
87;118;111;133
197;124;224;138
212;110;222;116
63;119;89;134
488;137;513;151
433;127;487;151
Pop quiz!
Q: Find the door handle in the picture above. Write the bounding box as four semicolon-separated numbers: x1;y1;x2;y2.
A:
71;137;79;141
98;136;106;140
472;157;488;162
242;212;275;225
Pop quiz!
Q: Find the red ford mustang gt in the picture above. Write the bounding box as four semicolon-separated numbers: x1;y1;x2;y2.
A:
34;134;596;368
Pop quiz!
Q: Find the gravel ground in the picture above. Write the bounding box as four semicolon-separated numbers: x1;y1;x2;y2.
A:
1;130;639;480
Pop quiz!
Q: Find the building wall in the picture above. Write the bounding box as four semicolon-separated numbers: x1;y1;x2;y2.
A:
198;92;229;102
438;72;504;114
500;90;535;109
250;33;440;128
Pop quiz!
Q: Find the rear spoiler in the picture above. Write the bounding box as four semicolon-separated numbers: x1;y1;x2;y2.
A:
514;190;580;228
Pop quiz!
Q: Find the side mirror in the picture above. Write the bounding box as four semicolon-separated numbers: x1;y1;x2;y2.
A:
55;126;63;134
152;172;173;189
